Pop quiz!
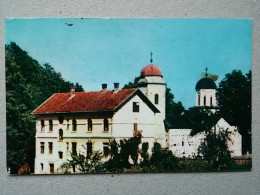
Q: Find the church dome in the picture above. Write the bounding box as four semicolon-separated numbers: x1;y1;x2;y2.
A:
140;64;162;76
195;77;217;91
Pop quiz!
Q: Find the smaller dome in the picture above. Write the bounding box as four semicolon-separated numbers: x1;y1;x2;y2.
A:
141;64;162;76
195;78;217;90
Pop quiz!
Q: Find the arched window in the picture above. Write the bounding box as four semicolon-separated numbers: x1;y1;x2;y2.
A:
41;120;45;131
204;96;206;106
49;120;53;131
72;119;77;131
104;118;109;132
88;119;92;132
198;94;200;106
210;96;213;106
154;94;159;105
59;129;63;141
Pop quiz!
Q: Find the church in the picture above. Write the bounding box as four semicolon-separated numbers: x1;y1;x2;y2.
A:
32;56;242;174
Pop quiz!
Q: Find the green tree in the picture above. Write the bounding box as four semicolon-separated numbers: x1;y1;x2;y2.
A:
61;150;102;173
6;42;84;173
198;129;231;170
216;70;251;154
189;108;232;170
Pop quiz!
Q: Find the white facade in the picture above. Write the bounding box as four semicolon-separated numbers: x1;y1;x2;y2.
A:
168;118;242;158
34;93;159;174
138;76;166;148
196;89;217;107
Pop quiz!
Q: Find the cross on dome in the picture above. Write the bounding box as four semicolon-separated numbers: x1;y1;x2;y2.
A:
150;52;153;63
205;67;208;78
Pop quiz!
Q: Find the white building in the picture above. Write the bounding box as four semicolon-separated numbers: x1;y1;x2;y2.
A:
165;71;242;158
32;60;242;174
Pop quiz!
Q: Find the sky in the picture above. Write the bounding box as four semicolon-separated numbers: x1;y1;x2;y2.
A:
5;18;251;108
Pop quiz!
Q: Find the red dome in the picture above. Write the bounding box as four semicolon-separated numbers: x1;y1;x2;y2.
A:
140;64;162;76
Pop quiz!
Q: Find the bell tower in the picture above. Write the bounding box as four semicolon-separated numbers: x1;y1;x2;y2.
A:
137;53;166;147
195;67;217;107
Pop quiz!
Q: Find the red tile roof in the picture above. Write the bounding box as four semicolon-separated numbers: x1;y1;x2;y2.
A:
32;88;137;114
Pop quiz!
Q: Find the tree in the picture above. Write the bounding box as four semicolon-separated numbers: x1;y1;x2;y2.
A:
198;128;231;170
189;108;232;170
123;77;185;115
61;150;102;173
216;70;251;154
6;42;84;173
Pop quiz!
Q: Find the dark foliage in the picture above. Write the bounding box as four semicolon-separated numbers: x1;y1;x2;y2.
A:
216;70;251;154
6;42;84;173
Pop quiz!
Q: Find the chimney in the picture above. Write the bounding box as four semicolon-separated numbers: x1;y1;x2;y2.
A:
102;83;107;93
70;88;75;97
114;83;119;93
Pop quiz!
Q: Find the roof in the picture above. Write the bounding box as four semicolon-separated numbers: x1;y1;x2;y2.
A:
195;77;217;90
31;88;160;115
140;64;162;76
165;114;194;129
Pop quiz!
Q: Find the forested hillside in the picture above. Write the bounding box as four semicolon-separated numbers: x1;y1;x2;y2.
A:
6;42;84;174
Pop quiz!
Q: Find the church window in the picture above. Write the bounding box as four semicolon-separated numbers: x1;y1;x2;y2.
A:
72;119;77;131
72;142;77;155
88;119;92;132
40;142;44;154
133;102;139;112
86;142;93;159
204;96;206;106
198;94;200;106
48;142;53;154
103;142;109;157
210;96;213;106
41;120;45;131
104;118;109;132
155;94;159;105
59;129;63;141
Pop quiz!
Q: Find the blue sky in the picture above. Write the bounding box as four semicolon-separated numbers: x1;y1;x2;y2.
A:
5;18;251;108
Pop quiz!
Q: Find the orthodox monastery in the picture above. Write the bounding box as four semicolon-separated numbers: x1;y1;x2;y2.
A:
32;57;242;174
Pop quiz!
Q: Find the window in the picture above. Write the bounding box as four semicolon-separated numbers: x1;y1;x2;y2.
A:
41;120;45;131
133;123;138;136
198;94;200;106
103;142;109;157
133;102;139;112
58;116;64;124
210;96;213;106
49;163;54;174
86;142;92;159
48;142;53;154
40;163;43;171
104;118;109;132
88;119;92;132
49;120;53;131
154;94;159;105
66;119;69;130
72;142;77;155
182;139;184;147
66;142;69;153
72;119;77;131
58;151;63;159
59;129;63;141
204;96;206;106
40;142;44;154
